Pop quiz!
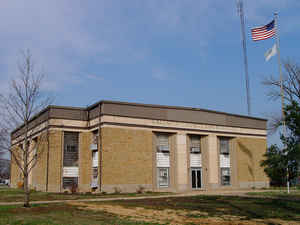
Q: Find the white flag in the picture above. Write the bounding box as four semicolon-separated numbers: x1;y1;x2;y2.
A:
264;44;277;62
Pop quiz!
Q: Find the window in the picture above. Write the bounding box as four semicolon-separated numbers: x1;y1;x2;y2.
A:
157;168;169;187
92;150;98;167
156;134;169;153
220;138;229;154
92;151;97;160
91;167;98;188
92;150;98;168
63;177;78;189
32;137;38;159
66;145;77;153
219;137;230;186
190;135;201;153
91;130;99;188
156;133;170;188
92;167;98;179
92;130;98;145
63;132;79;167
221;168;230;185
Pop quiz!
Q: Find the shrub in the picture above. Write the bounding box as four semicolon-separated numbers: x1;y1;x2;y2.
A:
30;187;37;193
136;185;145;194
17;181;24;189
113;187;121;194
69;182;78;194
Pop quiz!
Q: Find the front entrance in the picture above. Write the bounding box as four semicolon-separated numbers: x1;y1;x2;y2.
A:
191;168;202;189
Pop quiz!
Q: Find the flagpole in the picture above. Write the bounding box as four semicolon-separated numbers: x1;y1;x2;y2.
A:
274;12;289;194
237;0;251;116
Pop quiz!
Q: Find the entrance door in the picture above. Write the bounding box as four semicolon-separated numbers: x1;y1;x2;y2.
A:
191;168;202;189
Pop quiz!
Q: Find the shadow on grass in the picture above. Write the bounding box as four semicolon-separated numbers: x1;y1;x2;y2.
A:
0;187;171;202
1;196;300;224
99;195;300;222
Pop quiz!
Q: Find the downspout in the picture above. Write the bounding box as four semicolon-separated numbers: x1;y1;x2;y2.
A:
45;108;50;192
98;103;103;192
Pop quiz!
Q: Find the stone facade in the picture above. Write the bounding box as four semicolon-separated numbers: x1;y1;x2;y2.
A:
10;146;21;188
47;130;63;192
31;132;48;191
10;100;269;193
101;127;153;193
236;137;269;188
79;132;93;192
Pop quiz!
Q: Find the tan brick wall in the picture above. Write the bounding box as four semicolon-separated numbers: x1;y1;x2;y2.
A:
236;137;269;188
201;135;210;189
31;132;48;191
207;134;218;185
47;130;63;192
101;127;153;192
79;132;92;192
176;133;188;191
10;146;22;188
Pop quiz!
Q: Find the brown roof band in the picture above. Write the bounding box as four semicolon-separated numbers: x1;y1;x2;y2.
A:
11;99;267;139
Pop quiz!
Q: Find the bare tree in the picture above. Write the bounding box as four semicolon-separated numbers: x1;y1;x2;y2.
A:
263;60;300;133
0;145;6;159
0;128;10;178
0;159;10;180
0;49;53;207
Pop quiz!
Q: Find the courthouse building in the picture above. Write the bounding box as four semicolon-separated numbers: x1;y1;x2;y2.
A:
10;100;269;193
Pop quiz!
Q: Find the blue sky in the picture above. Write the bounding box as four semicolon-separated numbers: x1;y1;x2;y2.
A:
1;0;300;146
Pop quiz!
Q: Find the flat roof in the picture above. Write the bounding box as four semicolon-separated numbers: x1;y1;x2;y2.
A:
11;100;267;139
98;100;267;121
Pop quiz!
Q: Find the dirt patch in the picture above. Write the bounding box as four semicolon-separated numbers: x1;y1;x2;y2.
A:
7;204;72;214
68;202;294;225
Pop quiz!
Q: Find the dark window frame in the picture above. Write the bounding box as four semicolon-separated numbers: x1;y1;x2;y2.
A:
92;167;98;179
62;177;78;189
220;168;231;186
190;135;201;153
157;167;169;188
219;137;231;186
156;133;170;153
63;132;79;167
220;138;230;154
92;130;99;145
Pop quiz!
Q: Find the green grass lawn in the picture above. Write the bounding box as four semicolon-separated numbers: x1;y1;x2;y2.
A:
246;189;300;200
0;187;170;202
92;195;300;222
0;203;159;225
0;195;299;224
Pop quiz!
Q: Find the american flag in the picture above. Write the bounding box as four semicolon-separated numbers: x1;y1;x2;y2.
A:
251;20;276;41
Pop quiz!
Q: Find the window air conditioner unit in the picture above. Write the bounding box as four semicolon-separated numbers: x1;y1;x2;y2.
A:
91;180;98;188
158;145;169;152
190;147;201;153
90;144;98;151
220;148;229;154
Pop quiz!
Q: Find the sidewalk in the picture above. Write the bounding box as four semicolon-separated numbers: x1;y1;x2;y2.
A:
0;189;279;206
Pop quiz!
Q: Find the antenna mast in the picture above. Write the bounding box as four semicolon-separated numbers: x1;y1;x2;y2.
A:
237;0;251;115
